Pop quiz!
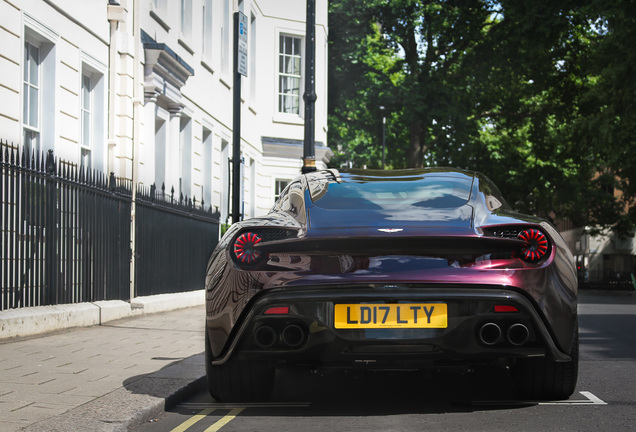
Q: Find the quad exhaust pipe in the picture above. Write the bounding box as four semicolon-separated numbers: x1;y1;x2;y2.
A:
281;324;306;348
478;322;530;346
254;325;277;348
254;323;307;349
479;322;502;345
507;323;530;346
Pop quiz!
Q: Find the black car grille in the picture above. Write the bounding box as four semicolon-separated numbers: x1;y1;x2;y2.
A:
257;229;299;242
487;228;523;239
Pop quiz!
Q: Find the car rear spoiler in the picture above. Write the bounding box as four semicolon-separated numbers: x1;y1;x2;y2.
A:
255;235;526;256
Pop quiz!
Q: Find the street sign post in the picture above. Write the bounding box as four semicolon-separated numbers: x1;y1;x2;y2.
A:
232;11;247;223
237;12;248;77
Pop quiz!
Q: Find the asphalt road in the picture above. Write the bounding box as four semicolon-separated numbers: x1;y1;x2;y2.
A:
133;291;636;431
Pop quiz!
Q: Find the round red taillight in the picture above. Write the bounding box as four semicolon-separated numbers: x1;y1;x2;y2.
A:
233;232;263;264
517;229;549;262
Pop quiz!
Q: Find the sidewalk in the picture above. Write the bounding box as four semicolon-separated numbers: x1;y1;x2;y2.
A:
0;299;206;432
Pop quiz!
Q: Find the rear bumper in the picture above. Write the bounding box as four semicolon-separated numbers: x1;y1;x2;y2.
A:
208;286;573;366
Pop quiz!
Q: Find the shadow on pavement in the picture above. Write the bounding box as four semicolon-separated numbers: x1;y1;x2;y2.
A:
174;366;536;418
121;353;206;409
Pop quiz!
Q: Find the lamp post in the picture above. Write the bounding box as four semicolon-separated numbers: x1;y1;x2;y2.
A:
379;106;386;169
302;0;317;174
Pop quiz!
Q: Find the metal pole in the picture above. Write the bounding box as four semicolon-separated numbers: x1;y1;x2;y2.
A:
381;106;386;169
379;105;386;169
130;0;141;301
302;0;317;174
232;12;242;223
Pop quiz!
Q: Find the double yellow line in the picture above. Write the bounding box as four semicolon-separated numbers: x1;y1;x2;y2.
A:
170;407;245;432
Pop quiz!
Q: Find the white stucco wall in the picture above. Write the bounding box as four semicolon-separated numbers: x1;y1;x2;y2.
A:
3;0;330;222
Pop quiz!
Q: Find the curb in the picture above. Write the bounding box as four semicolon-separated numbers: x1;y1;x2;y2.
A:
0;290;205;340
20;353;207;432
579;289;636;297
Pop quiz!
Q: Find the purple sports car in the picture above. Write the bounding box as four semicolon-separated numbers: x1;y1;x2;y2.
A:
205;168;578;402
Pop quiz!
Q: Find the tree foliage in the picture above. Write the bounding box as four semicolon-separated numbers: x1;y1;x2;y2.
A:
327;0;635;235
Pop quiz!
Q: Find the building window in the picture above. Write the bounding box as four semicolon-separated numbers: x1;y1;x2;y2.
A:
24;18;57;156
155;117;167;190
23;40;40;155
221;0;230;77
275;179;290;201
221;139;230;222
80;60;106;172
249;13;256;103
180;0;193;41
153;0;167;14
80;73;92;167
202;0;213;61
180;115;192;198
278;35;302;114
248;157;256;218
202;127;213;206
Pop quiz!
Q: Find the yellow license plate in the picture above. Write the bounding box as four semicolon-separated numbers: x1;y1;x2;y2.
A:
334;303;447;329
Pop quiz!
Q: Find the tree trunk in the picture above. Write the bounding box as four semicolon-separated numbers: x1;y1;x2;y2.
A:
407;118;425;168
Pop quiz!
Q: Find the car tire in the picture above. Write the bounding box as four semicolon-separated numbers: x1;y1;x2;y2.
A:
205;329;275;402
513;322;579;400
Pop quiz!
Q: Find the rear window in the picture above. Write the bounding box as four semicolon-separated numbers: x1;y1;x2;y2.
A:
311;178;472;210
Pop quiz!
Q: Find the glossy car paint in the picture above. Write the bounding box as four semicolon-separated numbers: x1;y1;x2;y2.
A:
205;168;577;370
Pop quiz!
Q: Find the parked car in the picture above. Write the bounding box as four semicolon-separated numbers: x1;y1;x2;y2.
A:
204;168;578;402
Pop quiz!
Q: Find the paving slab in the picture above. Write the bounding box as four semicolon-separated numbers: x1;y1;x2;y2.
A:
0;304;206;432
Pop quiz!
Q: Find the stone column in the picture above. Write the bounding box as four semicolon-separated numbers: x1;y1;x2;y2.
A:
167;105;182;201
142;89;160;186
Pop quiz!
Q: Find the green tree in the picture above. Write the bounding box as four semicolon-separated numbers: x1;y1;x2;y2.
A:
450;1;594;223
329;0;496;169
328;0;635;235
570;0;636;235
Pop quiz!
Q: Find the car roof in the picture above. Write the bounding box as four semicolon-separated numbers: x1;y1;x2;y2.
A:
306;167;476;183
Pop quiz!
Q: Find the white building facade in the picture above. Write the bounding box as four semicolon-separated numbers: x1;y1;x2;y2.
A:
1;0;332;224
561;228;636;287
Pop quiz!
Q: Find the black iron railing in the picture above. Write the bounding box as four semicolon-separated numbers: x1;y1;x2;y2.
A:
1;141;219;311
134;183;220;297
